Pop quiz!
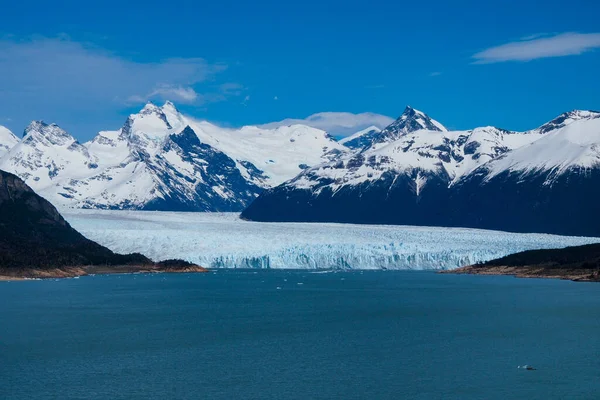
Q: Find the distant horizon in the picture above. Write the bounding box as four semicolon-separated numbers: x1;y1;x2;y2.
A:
1;100;599;142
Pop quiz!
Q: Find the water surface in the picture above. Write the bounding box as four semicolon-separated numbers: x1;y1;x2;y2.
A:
1;271;599;399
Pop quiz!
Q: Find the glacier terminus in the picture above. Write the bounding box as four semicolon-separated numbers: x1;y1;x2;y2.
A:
63;210;599;270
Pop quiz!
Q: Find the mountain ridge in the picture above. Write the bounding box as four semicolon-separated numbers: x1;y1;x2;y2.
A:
0;101;345;211
241;107;600;236
1;103;599;222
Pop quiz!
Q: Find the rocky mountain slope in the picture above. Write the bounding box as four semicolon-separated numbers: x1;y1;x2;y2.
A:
449;243;600;282
0;102;345;211
0;126;18;157
0;169;207;278
242;108;600;236
0;169;149;269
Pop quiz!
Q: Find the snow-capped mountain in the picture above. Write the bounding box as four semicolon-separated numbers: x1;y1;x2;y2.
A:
446;113;600;236
248;107;542;194
343;106;448;150
242;108;600;236
0;126;18;157
0;121;96;191
0;102;345;211
339;126;381;149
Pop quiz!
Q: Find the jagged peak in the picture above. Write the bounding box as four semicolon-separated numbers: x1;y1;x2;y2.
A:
140;101;161;114
162;100;178;112
535;109;600;134
378;106;447;140
173;125;197;138
121;102;173;139
399;105;423;118
167;125;202;149
23;121;73;141
24;120;51;134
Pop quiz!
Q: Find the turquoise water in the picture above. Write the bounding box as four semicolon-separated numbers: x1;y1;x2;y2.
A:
1;271;599;400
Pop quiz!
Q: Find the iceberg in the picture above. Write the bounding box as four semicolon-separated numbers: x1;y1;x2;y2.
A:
62;210;600;270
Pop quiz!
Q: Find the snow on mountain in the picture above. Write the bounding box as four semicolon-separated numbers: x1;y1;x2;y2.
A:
338;126;381;149
119;101;346;188
339;106;447;150
483;111;600;180
443;111;600;236
0;121;96;192
279;110;543;194
241;108;600;236
183;119;346;187
0;126;18;157
258;111;394;137
533;110;600;134
0;101;346;211
340;126;381;144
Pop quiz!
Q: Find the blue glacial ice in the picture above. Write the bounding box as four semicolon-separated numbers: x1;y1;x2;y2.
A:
62;210;600;270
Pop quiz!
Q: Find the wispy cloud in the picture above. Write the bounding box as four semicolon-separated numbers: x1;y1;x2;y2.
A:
218;83;244;96
473;32;600;64
128;85;199;104
365;84;385;89
260;112;394;136
128;82;245;105
429;72;442;77
0;37;228;107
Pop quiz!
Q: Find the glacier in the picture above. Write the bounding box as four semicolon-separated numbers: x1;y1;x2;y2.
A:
61;210;600;270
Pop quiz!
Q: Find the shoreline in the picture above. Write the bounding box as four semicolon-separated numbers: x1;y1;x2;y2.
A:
0;263;209;282
442;265;600;282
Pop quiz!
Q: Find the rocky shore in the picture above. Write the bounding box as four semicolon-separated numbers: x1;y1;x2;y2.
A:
0;260;208;281
445;265;600;282
444;243;600;282
0;169;208;281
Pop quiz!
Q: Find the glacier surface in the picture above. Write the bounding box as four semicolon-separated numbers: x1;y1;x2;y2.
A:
63;210;600;270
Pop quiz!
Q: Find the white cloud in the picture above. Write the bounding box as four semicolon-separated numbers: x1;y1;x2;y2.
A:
0;37;226;106
260;112;394;136
140;85;199;103
473;32;600;63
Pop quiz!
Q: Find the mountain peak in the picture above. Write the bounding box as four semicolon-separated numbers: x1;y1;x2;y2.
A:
162;100;178;111
536;109;600;134
123;102;173;137
374;106;447;143
338;107;447;150
394;106;446;131
402;105;418;114
23;121;75;146
140;101;162;115
0;126;19;156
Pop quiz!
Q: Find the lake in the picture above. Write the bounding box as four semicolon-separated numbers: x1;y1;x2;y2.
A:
1;270;599;399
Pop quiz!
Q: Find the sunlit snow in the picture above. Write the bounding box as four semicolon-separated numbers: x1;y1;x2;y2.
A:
63;210;600;270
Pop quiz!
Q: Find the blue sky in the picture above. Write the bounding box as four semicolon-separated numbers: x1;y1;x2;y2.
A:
1;0;599;140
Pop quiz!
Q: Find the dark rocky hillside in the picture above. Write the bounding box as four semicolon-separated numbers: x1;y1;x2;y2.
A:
0;169;151;269
449;243;600;282
0;169;209;279
482;243;600;269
